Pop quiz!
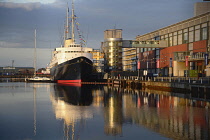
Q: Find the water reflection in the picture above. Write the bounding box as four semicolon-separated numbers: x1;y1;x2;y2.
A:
104;86;123;136
50;85;94;140
53;85;93;106
105;87;210;140
49;84;210;140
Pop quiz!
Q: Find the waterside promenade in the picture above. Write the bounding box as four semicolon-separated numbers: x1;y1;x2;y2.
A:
108;76;210;97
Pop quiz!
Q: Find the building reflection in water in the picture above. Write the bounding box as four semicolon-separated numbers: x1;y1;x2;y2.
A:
50;84;94;140
103;87;210;140
103;87;123;136
50;84;210;140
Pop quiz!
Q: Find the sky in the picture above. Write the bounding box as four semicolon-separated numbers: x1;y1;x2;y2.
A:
0;0;202;68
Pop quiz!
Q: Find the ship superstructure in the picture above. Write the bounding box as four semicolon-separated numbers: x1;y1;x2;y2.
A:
49;0;93;83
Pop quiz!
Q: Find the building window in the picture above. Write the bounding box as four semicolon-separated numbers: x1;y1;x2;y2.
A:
178;30;182;45
189;31;194;43
140;48;143;52
195;25;200;30
195;29;200;41
202;27;207;40
109;42;113;46
178;34;182;45
183;32;188;44
173;35;177;46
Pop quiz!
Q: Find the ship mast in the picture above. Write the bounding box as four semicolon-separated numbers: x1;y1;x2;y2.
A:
66;3;69;40
71;0;75;44
63;3;69;45
34;29;37;77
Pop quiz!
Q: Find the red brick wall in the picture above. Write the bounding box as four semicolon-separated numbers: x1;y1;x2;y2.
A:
193;40;207;53
160;44;188;68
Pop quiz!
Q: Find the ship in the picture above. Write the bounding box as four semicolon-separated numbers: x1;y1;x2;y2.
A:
49;0;93;84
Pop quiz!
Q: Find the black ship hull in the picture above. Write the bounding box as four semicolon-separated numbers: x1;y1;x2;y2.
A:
53;85;93;106
50;56;93;83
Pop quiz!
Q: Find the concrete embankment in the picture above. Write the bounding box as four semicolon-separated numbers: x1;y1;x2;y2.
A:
108;78;210;95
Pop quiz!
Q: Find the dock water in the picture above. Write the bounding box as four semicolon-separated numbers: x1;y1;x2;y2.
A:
2;77;210;98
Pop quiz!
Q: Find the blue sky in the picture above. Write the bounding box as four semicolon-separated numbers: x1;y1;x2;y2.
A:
0;0;203;68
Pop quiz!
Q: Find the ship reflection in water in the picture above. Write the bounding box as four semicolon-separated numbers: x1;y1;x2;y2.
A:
50;85;210;140
50;84;94;140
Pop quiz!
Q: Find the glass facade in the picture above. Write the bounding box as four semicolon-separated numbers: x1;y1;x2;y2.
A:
138;21;208;48
103;29;123;72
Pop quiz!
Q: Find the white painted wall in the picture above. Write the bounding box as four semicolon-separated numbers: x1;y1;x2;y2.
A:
173;61;187;76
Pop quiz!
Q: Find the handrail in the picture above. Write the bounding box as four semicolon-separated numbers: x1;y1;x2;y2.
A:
109;75;210;84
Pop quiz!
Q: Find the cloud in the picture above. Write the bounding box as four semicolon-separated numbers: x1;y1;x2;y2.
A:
0;0;56;4
0;2;41;11
0;41;23;48
48;0;65;8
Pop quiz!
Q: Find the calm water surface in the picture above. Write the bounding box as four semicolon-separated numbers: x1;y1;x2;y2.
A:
0;81;210;140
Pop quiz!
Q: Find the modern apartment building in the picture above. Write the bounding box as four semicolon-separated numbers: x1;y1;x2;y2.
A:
122;48;137;71
102;29;123;72
136;4;210;77
102;2;210;77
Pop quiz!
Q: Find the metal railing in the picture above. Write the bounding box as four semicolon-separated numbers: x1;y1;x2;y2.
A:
175;52;210;61
110;75;210;85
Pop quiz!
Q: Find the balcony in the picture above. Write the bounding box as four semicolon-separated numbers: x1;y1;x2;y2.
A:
174;52;210;62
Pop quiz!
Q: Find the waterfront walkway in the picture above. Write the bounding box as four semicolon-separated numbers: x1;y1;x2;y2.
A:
110;76;210;85
108;76;210;95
